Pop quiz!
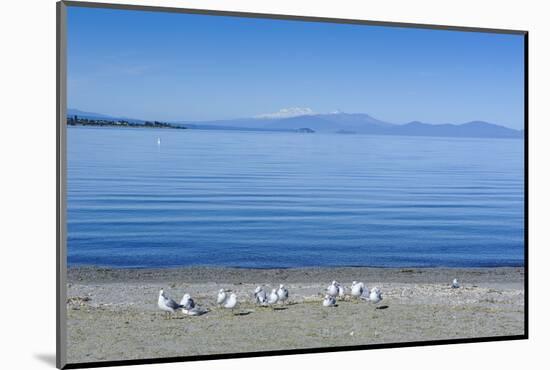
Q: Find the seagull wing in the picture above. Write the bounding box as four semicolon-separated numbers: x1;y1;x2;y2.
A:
360;288;371;300
166;298;182;310
189;306;209;316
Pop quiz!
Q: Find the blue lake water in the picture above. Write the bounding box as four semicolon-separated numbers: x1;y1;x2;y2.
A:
67;126;524;268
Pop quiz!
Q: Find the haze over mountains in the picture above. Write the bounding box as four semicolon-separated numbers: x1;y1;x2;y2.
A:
67;108;523;139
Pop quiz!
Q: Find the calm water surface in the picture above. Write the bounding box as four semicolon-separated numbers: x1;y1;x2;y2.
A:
67;127;524;268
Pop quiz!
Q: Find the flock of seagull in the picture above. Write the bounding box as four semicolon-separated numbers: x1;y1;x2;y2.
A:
158;278;461;318
321;280;382;307
253;284;289;306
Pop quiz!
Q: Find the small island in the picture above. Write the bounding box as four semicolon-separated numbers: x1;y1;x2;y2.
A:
67;115;186;129
295;128;315;133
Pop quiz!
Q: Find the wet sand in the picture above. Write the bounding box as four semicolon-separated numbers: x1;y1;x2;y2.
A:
66;266;525;364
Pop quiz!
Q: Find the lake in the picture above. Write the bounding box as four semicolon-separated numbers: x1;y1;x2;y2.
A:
67;126;524;268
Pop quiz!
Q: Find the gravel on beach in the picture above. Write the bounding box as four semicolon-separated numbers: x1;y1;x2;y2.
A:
66;266;525;364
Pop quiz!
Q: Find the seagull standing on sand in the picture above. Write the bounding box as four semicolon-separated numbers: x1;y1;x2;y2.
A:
267;288;279;306
323;294;337;307
327;281;339;297
277;284;289;305
369;287;383;304
351;281;365;298
217;289;228;306
223;293;238;313
158;289;183;318
452;278;460;289
254;286;268;306
360;286;371;301
338;284;345;298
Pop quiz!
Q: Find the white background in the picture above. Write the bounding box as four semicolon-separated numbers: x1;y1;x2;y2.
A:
0;0;548;369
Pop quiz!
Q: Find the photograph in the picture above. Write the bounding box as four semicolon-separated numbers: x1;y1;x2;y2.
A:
61;2;526;367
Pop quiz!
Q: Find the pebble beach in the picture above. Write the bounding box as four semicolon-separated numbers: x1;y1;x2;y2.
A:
66;266;525;364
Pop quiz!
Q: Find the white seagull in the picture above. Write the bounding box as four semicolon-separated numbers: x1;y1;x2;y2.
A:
327;281;339;297
277;284;289;305
360;286;371;301
180;293;195;310
183;305;209;316
254;286;268;306
351;281;365;298
452;278;460;289
369;287;383;304
338;284;346;298
322;294;337;307
217;288;228;306
180;293;209;316
267;288;279;306
158;289;183;318
223;293;238;313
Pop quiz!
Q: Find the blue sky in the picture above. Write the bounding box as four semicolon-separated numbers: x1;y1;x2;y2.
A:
67;7;525;129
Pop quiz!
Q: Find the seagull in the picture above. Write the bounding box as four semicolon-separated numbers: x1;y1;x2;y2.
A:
180;293;209;316
452;278;460;289
180;293;195;310
157;137;161;145
322;294;337;307
267;288;279;306
277;284;289;305
217;288;228;306
369;287;383;304
359;286;371;301
338;284;346;298
351;281;365;298
254;286;268;306
223;293;238;313
182;305;209;316
327;281;339;297
158;289;183;318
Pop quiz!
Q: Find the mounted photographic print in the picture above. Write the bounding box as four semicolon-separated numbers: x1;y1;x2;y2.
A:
56;1;527;368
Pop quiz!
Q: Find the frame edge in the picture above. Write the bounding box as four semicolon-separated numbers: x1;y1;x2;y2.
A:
57;1;68;369
61;0;527;35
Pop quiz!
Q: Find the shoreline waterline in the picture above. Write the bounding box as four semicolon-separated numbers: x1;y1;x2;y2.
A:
67;266;524;287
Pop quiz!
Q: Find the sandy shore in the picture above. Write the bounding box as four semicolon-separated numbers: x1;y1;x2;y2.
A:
66;266;525;364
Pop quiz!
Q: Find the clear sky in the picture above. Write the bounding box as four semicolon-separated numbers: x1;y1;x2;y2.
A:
67;6;525;129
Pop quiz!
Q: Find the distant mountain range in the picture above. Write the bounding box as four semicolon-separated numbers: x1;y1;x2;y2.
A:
67;108;523;139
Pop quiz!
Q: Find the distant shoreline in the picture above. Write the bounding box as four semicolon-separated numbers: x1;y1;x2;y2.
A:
67;109;524;139
67;115;186;130
66;113;524;139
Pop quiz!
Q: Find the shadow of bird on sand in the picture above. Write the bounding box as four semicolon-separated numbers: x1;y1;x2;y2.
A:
233;311;253;316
